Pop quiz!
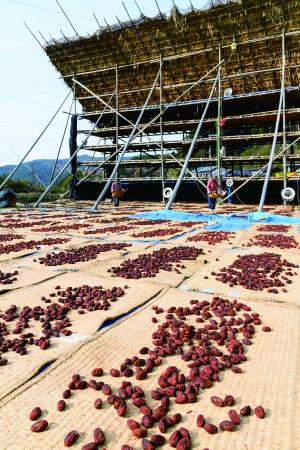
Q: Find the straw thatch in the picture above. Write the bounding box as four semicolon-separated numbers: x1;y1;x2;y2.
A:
44;0;300;113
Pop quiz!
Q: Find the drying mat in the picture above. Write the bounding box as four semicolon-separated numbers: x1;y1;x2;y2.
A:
31;242;153;277
180;249;300;307
125;225;185;242
29;225;95;237
236;226;300;254
0;247;48;263
173;228;245;250
83;243;207;288
27;235;94;250
79;222;178;242
0;273;163;401
80;226;141;241
0;236;83;263
0;289;299;449
237;239;300;256
0;261;65;294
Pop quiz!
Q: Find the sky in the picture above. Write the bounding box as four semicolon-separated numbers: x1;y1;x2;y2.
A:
0;0;207;166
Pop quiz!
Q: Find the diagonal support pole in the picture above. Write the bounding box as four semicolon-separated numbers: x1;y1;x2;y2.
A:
72;61;223;200
34;90;116;207
0;90;72;190
220;136;300;204
91;68;161;210
258;53;285;211
165;67;221;209
72;59;224;155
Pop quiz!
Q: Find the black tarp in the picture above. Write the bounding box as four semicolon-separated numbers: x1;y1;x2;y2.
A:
0;188;16;208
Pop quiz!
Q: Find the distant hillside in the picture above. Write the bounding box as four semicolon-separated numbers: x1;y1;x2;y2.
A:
0;155;103;185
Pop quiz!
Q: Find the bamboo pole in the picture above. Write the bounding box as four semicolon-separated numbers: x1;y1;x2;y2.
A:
48;97;74;185
115;65;119;179
34;90;115;207
216;44;222;183
282;28;287;195
159;55;165;205
70;62;223;196
166;68;220;210
57;89;117;198
55;0;79;37
9;147;46;189
60;30;300;79
76;64;300;103
24;22;43;49
73;60;224;164
220;136;300;204
91;68;161;210
258;47;285;211
61;148;121;198
0;89;71;190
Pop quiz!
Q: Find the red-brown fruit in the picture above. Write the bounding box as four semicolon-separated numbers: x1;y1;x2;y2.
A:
29;407;42;421
57;400;66;412
82;443;98;450
204;423;218;435
224;395;235;406
64;430;79;447
141;439;155;450
228;410;240;425
31;420;48;432
127;419;140;430
93;428;105;445
176;438;192;450
132;428;147;438
219;420;236;431
169;430;181;447
91;368;103;377
196;414;205;428
150;434;166;446
255;406;265;418
211;396;224;407
94;398;102;409
240;405;251;416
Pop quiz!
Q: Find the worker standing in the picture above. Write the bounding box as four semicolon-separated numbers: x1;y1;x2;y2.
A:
111;179;126;207
207;176;220;212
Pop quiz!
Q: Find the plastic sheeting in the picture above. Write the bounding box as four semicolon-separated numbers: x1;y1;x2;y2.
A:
130;209;300;231
0;189;16;208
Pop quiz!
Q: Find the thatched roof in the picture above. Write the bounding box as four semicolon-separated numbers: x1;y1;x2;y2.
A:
44;0;300;113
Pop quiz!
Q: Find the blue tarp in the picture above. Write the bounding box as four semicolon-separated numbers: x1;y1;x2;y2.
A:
129;209;300;231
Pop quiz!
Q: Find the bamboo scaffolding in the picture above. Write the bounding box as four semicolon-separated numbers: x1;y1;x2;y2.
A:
258;24;286;211
91;67;161;210
34;90;116;207
43;0;300;112
37;0;300;205
165;67;221;210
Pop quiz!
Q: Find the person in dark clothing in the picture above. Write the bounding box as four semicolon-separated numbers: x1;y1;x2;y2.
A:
111;179;126;207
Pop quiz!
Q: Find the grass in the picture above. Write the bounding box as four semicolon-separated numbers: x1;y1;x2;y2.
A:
17;192;61;204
